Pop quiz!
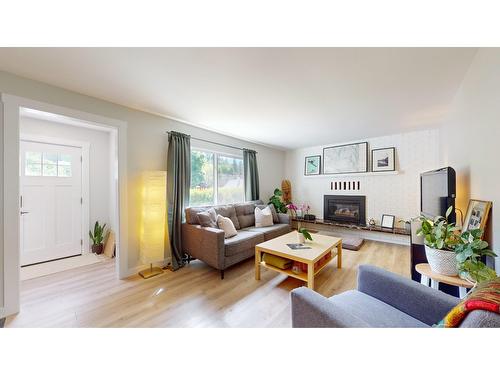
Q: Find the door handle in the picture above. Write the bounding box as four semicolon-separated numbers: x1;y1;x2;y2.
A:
20;211;30;215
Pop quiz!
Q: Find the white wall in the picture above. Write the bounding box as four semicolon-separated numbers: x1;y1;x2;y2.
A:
285;129;441;228
0;71;286;275
20;116;112;247
440;48;500;270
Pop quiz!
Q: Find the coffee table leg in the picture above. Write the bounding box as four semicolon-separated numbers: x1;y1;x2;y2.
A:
307;262;314;290
337;242;342;269
255;248;261;281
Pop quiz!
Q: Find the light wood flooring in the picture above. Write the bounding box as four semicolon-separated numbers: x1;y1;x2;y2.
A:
6;240;410;328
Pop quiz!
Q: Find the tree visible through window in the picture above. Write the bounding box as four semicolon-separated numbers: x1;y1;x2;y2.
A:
190;149;244;207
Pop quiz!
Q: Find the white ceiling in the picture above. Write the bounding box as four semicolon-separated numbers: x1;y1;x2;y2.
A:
0;48;477;149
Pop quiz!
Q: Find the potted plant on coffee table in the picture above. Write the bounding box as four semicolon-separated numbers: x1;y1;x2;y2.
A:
297;227;313;244
417;206;461;276
89;221;107;255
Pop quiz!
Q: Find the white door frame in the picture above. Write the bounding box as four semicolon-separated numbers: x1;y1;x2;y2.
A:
1;93;128;317
20;134;91;256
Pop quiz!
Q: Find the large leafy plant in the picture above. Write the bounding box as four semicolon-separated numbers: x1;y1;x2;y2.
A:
455;228;497;283
268;188;287;213
416;206;460;251
89;221;107;245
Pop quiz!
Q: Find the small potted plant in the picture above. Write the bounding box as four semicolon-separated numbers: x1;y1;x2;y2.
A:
297;226;313;244
89;221;107;255
417;206;461;276
455;228;497;284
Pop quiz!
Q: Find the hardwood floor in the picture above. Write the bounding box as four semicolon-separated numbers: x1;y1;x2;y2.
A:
6;240;410;328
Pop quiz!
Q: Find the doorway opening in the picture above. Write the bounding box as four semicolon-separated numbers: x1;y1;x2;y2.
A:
19;108;118;279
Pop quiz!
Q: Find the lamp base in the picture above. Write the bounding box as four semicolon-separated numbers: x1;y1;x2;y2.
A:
139;264;164;279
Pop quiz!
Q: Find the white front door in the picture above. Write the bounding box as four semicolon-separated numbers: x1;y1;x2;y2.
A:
20;140;83;266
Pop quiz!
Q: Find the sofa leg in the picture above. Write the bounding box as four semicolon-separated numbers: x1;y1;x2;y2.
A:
220;270;225;280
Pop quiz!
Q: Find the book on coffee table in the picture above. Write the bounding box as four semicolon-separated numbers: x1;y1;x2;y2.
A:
286;243;312;250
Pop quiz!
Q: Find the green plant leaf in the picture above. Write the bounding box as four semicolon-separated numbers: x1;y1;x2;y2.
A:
445;205;453;218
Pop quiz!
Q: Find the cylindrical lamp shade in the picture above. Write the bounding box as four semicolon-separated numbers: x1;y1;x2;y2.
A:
140;171;167;265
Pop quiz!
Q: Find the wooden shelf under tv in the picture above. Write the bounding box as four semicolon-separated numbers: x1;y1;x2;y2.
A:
292;218;411;236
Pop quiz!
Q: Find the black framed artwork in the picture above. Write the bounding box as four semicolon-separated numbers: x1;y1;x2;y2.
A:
381;214;395;229
304;155;321;175
371;147;396;172
323;141;368;174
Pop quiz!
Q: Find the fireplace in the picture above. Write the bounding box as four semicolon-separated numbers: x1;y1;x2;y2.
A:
323;195;366;226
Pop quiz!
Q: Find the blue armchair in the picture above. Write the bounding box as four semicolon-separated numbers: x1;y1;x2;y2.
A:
291;265;500;328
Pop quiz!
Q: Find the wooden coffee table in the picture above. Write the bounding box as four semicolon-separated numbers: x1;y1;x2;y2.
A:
255;231;342;290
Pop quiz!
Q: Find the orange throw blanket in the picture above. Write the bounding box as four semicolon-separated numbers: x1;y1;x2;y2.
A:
437;278;500;328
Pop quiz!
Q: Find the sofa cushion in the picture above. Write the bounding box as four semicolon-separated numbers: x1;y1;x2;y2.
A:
243;223;291;241
214;205;241;230
257;204;279;223
255;206;274;228
234;202;256;228
224;231;264;257
329;290;428;328
197;208;218;228
185;206;212;225
217;215;238;239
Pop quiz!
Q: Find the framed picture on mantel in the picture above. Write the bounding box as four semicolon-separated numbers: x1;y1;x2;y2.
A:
323;142;368;174
371;147;396;172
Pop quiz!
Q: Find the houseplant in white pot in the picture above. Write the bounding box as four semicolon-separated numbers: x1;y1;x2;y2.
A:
417;206;461;276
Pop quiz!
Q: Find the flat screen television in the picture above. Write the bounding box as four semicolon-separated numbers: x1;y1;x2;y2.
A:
420;167;456;223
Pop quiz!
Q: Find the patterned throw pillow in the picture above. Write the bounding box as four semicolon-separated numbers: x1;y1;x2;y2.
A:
255;206;274;228
217;215;238;239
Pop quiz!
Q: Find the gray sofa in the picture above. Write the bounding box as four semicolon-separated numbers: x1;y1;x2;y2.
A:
182;200;291;279
291;265;500;328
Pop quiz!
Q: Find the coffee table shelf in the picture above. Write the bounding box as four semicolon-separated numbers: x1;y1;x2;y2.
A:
255;231;342;290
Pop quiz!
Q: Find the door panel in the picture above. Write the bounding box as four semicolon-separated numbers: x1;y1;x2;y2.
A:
20;140;83;266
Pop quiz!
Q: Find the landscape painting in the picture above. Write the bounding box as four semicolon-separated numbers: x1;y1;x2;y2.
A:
323;142;368;174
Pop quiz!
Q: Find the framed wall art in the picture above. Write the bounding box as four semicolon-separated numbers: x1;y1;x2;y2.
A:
304;155;321;176
371;147;395;172
323;141;368;174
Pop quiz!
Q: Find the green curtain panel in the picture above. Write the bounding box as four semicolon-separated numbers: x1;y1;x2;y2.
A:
243;149;260;201
167;131;191;270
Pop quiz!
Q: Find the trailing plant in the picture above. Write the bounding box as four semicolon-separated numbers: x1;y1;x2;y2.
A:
89;221;107;245
298;227;313;241
455;228;497;283
268;188;287;213
416;206;461;251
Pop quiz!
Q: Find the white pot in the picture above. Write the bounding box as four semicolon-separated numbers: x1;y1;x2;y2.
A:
297;232;306;244
425;245;458;276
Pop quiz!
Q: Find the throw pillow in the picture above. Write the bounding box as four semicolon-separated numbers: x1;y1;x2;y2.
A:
255;206;274;228
196;208;218;228
257;204;280;223
217;215;238;239
435;277;500;327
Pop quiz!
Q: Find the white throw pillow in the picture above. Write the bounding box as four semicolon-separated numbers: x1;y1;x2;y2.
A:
255;206;274;228
217;215;238;238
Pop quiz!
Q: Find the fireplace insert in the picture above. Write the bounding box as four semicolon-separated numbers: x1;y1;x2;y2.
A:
323;195;366;226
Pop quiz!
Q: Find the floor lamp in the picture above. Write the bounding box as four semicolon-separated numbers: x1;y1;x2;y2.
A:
139;170;167;279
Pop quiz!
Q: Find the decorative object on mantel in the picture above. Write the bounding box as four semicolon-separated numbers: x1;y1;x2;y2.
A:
296;203;310;220
371;147;396;172
368;218;376;227
286;203;298;219
323;141;368;174
399;219;411;233
304;155;321;175
462;199;492;236
292;218;411;236
417;206;460;276
381;214;395;229
281;179;292;204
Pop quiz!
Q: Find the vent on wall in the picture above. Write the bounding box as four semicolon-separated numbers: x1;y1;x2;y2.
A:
330;180;360;191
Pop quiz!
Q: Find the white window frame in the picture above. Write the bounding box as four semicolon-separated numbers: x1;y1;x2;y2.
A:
190;147;244;206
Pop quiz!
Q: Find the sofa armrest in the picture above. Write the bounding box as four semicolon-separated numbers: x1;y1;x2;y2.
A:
357;265;460;326
278;213;290;225
181;223;225;270
291;287;370;328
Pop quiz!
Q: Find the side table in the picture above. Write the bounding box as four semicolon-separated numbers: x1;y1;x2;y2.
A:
415;263;474;299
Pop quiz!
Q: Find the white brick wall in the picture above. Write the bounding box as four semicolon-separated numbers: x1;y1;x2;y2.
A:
285;129;440;229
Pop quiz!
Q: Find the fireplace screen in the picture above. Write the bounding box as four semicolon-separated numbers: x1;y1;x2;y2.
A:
324;195;366;226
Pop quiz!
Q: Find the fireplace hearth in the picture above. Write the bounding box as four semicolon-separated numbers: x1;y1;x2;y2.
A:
323;195;366;226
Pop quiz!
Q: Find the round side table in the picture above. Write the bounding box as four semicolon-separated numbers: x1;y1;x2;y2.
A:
415;263;474;299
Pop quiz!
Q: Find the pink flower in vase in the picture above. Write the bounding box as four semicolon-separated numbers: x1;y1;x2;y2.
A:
286;203;298;218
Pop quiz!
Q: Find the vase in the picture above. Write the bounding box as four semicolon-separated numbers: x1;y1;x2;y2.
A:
424;245;458;276
297;232;306;244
